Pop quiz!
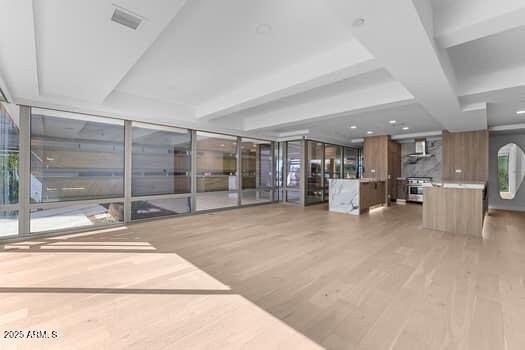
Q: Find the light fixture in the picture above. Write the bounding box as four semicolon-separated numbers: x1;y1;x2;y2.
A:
389;120;397;124
367;131;373;134
350;125;357;129
256;24;272;35
220;144;225;147
517;110;525;115
352;18;365;27
402;126;410;130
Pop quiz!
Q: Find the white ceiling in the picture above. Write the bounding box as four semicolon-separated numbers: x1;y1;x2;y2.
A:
1;0;525;145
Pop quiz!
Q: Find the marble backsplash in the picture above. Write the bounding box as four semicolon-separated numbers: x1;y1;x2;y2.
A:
401;139;442;181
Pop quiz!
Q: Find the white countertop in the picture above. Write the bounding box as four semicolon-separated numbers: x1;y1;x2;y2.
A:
329;178;384;183
423;182;486;190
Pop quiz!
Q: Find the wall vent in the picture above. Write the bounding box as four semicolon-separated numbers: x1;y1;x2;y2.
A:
111;7;142;30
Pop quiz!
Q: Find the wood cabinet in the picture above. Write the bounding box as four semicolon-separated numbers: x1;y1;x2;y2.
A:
363;136;389;180
423;186;486;236
388;142;401;200
363;136;401;204
442;130;489;182
396;179;407;200
359;181;386;209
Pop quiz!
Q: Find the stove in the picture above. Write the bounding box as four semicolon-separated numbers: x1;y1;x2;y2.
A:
407;177;432;203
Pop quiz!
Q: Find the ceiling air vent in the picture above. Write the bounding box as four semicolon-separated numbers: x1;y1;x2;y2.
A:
111;7;143;30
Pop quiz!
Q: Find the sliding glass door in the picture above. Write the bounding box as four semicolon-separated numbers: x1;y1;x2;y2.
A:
285;141;302;204
306;141;323;204
241;138;272;205
196;132;238;211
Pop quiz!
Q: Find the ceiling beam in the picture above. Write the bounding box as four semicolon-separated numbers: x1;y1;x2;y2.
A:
327;0;486;132
0;0;39;102
196;40;381;121
243;80;414;131
434;0;525;48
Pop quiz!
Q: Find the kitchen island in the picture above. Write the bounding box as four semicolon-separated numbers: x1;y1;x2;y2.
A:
422;182;487;236
329;179;386;215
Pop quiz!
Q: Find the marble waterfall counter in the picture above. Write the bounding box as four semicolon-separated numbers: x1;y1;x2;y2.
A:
329;179;386;215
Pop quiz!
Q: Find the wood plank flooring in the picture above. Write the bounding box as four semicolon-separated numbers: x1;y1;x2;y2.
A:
1;203;525;349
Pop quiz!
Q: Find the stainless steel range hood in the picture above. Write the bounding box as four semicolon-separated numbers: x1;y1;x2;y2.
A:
409;139;431;157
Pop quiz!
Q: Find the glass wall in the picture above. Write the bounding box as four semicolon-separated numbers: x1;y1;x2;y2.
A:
241;138;272;205
130;123;192;220
31;202;124;234
31;109;124;203
0;102;19;237
343;147;359;179
29;109;125;233
324;144;342;199
286;141;302;203
274;142;284;201
196;132;238;211
306;141;323;204
131;197;190;220
132;123;191;196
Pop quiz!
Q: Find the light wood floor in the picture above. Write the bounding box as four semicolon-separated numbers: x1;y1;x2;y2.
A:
1;203;525;350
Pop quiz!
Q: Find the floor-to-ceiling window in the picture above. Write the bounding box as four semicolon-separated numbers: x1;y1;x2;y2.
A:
0;102;19;237
286;140;302;204
324;144;342;199
240;138;272;205
30;109;125;233
131;123;191;220
1;105;277;238
196;131;238;211
306;141;323;204
274;142;284;201
343;147;359;179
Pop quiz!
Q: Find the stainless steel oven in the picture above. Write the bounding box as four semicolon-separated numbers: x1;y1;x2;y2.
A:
407;177;432;203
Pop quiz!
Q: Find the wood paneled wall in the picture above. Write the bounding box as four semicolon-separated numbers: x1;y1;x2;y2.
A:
363;136;389;180
363;135;401;204
442;130;489;182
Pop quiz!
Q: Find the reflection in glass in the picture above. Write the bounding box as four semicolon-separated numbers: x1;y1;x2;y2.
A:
274;142;284;201
196;132;237;210
0;210;18;237
286;141;302;204
286;190;301;204
286;141;301;189
242;190;271;205
30;202;124;233
241;138;272;205
324;144;341;199
0;102;19;205
306;141;323;204
132;123;191;196
498;143;525;200
132;197;190;220
343;147;359;179
31;109;124;203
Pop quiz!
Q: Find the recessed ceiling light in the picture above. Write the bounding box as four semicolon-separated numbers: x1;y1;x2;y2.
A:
516;110;525;115
389;120;397;124
352;18;365;27
256;24;272;35
402;126;410;130
367;131;373;134
350;125;357;129
220;144;225;147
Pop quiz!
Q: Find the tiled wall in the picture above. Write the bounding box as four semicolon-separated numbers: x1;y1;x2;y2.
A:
401;139;442;181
